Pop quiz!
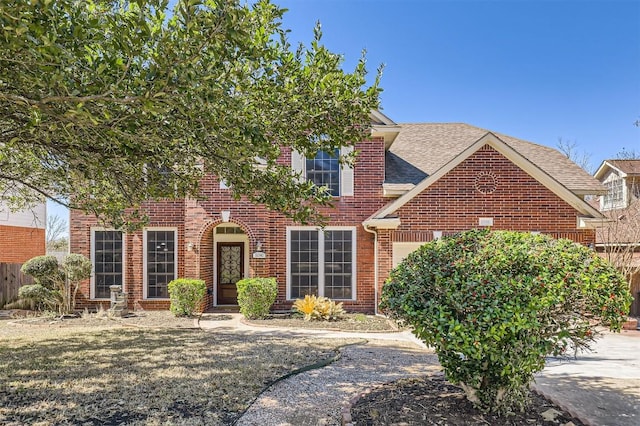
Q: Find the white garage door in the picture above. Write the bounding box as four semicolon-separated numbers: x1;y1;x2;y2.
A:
392;242;427;268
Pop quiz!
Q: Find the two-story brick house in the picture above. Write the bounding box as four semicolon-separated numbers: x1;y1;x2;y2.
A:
70;112;606;313
593;159;640;317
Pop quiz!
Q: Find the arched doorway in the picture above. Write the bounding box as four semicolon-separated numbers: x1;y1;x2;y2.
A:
213;224;249;305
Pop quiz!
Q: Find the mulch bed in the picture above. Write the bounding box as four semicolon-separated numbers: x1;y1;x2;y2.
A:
350;374;584;426
2;309;197;328
245;313;399;332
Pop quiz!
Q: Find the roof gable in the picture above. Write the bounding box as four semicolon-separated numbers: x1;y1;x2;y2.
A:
368;132;604;222
595;159;640;179
386;123;606;195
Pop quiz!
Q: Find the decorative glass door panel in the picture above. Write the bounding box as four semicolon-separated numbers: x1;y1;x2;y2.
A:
217;242;243;305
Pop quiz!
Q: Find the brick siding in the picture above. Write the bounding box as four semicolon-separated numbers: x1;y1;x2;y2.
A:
372;145;596;300
70;141;594;313
0;225;45;263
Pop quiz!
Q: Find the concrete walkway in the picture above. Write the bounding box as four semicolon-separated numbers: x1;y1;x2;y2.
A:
534;330;640;426
198;314;640;426
197;312;428;345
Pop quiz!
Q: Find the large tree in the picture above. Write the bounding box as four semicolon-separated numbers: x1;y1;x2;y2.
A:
0;0;381;229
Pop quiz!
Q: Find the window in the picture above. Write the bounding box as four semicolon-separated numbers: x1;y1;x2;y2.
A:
215;226;245;234
290;230;319;298
306;150;341;196
143;163;175;196
91;230;124;299
288;228;355;300
144;229;177;299
323;230;353;299
602;177;624;210
291;147;354;196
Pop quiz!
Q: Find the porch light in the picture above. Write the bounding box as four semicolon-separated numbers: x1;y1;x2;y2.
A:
186;241;194;251
256;241;264;252
221;210;231;222
432;231;442;240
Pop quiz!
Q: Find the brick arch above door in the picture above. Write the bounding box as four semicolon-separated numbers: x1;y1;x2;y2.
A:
196;217;257;245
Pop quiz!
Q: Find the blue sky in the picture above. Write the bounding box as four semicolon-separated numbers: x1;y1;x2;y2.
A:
276;0;639;169
48;0;640;227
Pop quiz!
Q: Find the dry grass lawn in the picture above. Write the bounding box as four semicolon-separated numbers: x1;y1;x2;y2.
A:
0;313;358;425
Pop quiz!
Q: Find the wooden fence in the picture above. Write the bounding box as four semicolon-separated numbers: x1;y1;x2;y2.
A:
0;263;33;308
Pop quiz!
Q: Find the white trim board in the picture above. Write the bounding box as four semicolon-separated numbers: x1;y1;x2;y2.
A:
367;132;604;223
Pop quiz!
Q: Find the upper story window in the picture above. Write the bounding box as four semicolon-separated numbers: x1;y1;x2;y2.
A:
291;147;354;197
306;149;341;196
143;163;176;197
602;177;625;210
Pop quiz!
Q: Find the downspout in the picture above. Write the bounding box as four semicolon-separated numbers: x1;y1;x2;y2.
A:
363;224;379;315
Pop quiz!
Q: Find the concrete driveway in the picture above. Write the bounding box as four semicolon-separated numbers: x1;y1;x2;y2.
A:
534;329;640;426
200;314;639;425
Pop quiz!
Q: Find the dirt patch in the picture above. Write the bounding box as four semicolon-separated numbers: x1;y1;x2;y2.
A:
245;313;399;332
0;311;359;425
350;374;585;426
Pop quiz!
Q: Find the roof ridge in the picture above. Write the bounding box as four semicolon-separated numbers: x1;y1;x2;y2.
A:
396;122;559;152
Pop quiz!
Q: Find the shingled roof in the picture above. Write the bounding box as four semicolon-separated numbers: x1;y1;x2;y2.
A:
603;159;640;175
385;123;606;194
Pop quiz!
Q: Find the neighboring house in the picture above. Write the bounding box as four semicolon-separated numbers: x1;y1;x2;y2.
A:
593;159;640;317
0;200;46;263
70;112;606;312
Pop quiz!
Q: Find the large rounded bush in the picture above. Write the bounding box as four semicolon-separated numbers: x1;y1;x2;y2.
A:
380;229;632;414
20;255;63;289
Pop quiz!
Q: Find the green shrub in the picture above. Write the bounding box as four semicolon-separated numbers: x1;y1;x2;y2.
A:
381;229;632;414
236;278;277;319
62;254;92;312
21;255;63;290
18;284;59;311
292;294;345;321
63;254;93;283
168;278;207;317
19;254;92;314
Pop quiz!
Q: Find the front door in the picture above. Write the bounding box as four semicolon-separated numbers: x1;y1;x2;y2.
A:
217;242;244;305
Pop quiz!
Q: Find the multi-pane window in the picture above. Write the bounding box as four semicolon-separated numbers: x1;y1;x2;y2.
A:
93;231;123;299
306;149;340;196
324;230;353;299
145;230;176;298
603;178;624;210
215;226;245;235
290;230;319;299
289;228;354;300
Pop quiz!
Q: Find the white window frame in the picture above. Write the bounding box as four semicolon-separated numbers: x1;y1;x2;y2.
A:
143;227;178;300
286;226;357;301
601;172;626;211
291;146;354;197
305;149;342;196
90;228;126;300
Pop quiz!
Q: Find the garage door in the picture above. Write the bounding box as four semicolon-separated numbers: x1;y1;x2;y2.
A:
392;242;427;268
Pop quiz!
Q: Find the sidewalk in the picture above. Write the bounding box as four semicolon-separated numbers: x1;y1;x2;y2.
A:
197;312;427;345
199;314;640;426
